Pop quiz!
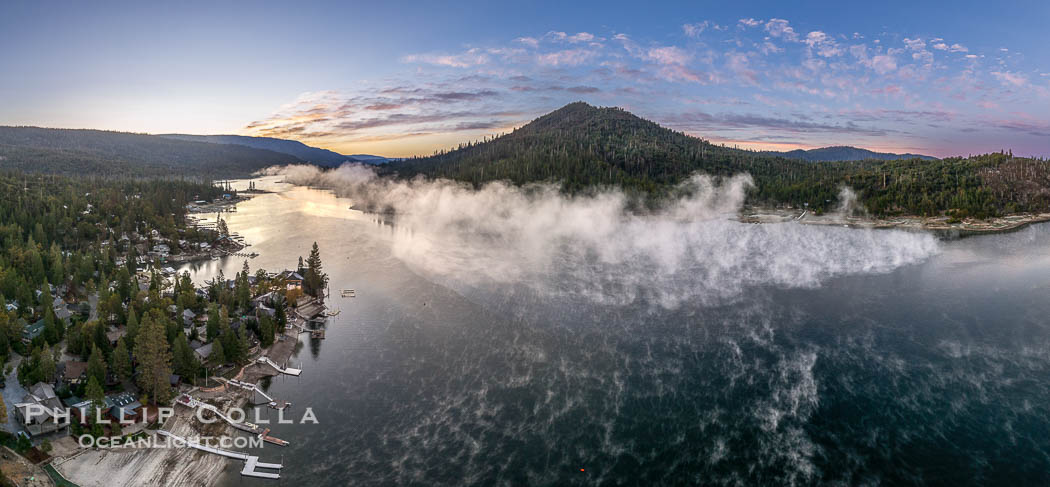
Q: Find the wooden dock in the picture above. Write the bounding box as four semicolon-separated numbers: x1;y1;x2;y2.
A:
257;357;302;376
176;393;291;446
157;430;283;480
260;428;290;447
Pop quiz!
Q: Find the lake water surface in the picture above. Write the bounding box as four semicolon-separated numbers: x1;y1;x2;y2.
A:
181;176;1050;486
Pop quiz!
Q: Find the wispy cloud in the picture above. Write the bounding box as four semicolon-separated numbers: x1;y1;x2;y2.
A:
803;31;843;57
991;70;1028;87
250;18;1050;157
764;19;798;42
402;48;489;67
646;46;692;65
682;21;723;37
536;48;598;66
664;111;892;137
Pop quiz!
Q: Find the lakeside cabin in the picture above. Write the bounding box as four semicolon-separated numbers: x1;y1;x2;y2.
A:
21;318;44;344
194;342;214;363
59;361;90;386
15;383;69;436
278;270;303;290
295;296;325;321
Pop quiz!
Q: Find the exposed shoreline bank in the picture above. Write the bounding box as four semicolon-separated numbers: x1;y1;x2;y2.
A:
741;208;1050;239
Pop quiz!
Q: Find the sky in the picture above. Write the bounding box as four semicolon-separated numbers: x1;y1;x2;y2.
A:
1;0;1048;158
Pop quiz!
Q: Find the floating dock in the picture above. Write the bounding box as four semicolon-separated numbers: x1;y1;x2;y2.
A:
257;357;302;376
260;428;289;446
157;430;282;480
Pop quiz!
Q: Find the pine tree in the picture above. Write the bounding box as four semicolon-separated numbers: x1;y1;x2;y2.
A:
126;246;137;276
258;314;274;348
43;302;61;344
210;339;226;366
86;375;104;409
92;319;111;356
111;337;131;382
218;307;240;362
125;308;139;352
87;344;107;385
303;242;328;298
85;374;105;429
172;333;197;378
206;303;219;341
39;345;56;383
237;326;250;359
134;317;173;403
117;267;132;301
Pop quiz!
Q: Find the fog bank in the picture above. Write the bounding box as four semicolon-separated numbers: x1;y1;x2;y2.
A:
269;164;940;308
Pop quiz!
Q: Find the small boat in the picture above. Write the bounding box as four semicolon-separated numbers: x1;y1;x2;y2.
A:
326;309;341;316
341;289;356;298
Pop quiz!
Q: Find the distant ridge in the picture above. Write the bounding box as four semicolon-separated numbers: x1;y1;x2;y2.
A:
348;154;396;164
0;126;303;177
159;134;360;166
763;146;936;162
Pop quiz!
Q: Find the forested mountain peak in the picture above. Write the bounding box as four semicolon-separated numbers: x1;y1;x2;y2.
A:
384;102;732;193
383;104;1050;218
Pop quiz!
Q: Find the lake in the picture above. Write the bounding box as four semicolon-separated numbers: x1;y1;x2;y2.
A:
180;176;1050;486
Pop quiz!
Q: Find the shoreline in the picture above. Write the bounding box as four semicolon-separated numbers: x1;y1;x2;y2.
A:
51;186;305;487
740;208;1050;239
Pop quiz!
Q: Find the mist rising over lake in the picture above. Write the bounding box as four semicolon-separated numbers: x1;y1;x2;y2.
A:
183;174;1050;486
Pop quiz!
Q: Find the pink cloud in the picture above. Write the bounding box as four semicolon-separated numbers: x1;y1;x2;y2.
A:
726;52;757;84
646;46;692;65
403;48;489;68
657;65;715;84
682;21;723;37
991;71;1028;87
804;31;843;57
536;48;597;66
871;55;897;74
546;31;597;43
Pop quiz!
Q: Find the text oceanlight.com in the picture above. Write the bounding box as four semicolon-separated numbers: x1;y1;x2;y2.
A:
79;434;267;449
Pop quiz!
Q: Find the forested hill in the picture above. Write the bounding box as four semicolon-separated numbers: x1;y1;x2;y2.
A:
766;146;936;162
384;101;755;194
159;134;357;167
383;102;1050;218
0;127;303;177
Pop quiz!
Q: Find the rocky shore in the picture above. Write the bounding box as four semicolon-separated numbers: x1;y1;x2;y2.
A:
741;208;1050;239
